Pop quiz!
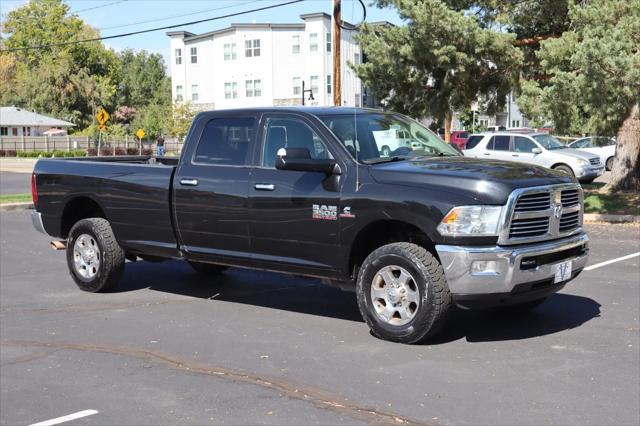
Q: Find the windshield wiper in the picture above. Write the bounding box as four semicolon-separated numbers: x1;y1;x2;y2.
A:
366;156;411;164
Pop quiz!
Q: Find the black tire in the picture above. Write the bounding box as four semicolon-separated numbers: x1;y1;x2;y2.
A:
381;146;391;157
66;218;125;293
606;157;614;171
188;261;229;275
356;243;451;344
553;164;575;178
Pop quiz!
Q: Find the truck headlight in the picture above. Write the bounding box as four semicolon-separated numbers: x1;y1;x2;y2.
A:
576;158;589;167
437;206;503;236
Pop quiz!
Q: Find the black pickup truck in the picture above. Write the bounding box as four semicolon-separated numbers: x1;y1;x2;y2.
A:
31;107;590;343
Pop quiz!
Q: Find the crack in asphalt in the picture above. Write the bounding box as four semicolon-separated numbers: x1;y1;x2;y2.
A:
2;339;432;426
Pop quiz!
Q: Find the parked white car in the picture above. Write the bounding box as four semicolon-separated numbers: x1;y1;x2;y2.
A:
372;128;415;156
463;132;605;183
568;137;616;171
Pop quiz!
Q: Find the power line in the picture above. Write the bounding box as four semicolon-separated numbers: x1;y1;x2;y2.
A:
98;0;255;31
0;0;305;52
73;0;128;14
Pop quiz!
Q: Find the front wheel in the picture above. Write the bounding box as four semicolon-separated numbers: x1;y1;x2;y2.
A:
606;157;614;171
553;164;575;178
356;243;451;344
66;218;125;292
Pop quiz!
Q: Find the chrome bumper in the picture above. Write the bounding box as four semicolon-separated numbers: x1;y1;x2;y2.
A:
31;211;46;234
435;232;589;295
576;164;604;178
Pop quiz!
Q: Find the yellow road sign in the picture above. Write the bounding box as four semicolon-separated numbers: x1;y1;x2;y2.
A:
96;108;110;126
136;129;145;139
98;123;106;130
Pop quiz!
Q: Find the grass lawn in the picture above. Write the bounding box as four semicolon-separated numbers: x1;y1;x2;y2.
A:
582;183;640;215
0;193;32;204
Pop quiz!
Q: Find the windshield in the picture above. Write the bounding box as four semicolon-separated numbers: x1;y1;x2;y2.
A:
533;134;565;150
319;112;460;163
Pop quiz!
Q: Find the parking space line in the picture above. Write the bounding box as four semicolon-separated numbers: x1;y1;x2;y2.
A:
29;410;99;426
584;252;640;271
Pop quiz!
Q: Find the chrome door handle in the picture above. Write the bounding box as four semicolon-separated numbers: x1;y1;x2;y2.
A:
254;183;275;191
180;179;198;186
483;153;491;155
512;154;519;157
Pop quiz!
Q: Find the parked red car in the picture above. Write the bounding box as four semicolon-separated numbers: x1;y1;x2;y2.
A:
449;131;469;149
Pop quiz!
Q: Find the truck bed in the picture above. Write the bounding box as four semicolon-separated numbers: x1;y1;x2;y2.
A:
34;156;180;258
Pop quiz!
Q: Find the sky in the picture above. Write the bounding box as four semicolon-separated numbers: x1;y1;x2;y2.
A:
0;0;403;66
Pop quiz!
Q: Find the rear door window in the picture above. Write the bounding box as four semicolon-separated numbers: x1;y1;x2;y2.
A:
193;117;256;166
488;135;510;151
465;135;484;150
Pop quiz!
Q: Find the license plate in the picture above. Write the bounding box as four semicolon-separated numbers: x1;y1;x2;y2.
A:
554;260;572;283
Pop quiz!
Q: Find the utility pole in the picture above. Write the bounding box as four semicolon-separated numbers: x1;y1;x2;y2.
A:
332;0;341;106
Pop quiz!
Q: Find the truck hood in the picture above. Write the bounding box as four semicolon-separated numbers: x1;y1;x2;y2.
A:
549;148;600;161
368;156;574;204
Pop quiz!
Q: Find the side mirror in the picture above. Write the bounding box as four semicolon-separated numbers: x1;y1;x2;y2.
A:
532;147;542;155
275;147;340;175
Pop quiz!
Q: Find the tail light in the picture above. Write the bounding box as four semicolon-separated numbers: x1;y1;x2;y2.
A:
31;172;38;207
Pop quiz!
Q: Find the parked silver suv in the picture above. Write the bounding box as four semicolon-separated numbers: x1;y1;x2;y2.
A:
463;132;604;183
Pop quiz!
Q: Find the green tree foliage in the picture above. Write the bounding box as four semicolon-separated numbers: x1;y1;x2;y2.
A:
353;0;522;140
517;0;640;191
168;102;196;141
131;104;169;141
0;0;170;132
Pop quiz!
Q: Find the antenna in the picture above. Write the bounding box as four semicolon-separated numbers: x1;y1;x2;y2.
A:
354;106;359;191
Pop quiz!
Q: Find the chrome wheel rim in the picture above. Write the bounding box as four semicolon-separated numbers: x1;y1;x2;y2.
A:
73;234;101;279
370;265;419;326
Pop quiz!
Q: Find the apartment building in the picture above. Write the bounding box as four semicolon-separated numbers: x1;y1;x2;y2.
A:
167;13;366;110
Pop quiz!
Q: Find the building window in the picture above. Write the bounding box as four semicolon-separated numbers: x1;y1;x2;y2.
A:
175;48;182;65
309;33;318;52
224;43;237;60
225;82;238;99
326;32;331;52
293;77;301;95
292;35;300;54
176;85;183;102
245;39;260;57
354;52;360;65
190;47;197;64
511;120;520;128
310;75;319;95
0;127;7;136
11;128;17;136
191;84;199;101
326;74;332;94
355;93;361;107
245;79;262;97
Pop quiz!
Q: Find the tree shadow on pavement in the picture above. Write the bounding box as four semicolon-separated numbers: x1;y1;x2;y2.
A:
115;260;601;342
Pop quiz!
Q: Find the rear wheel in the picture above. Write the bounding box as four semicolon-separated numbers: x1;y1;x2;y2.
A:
356;243;451;344
553;164;575;178
66;218;125;293
606;157;614;171
188;261;229;275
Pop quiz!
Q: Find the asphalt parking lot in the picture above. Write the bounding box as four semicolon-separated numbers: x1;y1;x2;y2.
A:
0;172;30;195
1;210;638;425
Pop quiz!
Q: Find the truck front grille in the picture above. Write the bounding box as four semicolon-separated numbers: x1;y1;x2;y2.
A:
589;158;600;166
501;184;583;245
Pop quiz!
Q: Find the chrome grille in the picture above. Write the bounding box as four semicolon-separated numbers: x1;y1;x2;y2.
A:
514;192;550;212
561;188;580;207
560;210;580;232
589;158;600;166
500;184;584;245
509;217;549;238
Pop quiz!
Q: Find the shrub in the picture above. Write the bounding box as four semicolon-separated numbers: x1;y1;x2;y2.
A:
141;147;152;156
5;149;17;157
51;150;67;158
99;146;114;156
114;147;126;156
87;148;97;156
126;147;140;155
0;150;5;157
70;149;86;157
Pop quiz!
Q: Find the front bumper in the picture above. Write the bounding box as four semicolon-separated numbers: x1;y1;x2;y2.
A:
436;232;589;307
575;164;605;178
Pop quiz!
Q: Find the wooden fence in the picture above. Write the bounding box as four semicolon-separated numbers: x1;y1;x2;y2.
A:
0;136;184;153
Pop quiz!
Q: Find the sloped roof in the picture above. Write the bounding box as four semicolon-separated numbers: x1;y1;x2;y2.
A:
0;106;75;127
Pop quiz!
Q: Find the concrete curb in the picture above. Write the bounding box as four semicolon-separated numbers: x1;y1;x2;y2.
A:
0;202;34;212
584;213;640;223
